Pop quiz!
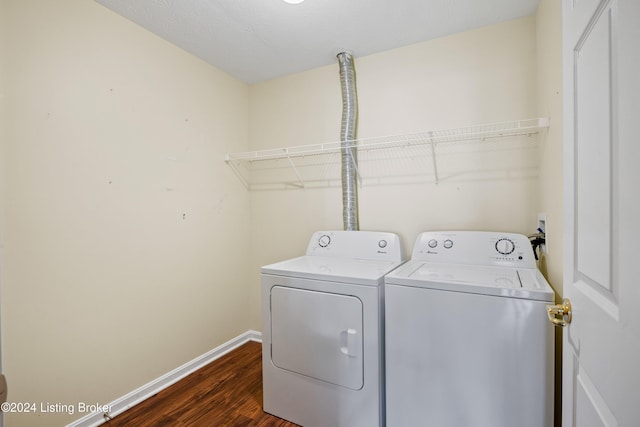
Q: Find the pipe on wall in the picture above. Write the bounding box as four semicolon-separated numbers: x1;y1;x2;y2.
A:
337;52;359;231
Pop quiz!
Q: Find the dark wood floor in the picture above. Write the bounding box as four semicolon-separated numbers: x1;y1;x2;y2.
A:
105;341;299;426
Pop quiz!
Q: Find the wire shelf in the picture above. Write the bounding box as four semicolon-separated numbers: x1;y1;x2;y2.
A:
225;118;549;190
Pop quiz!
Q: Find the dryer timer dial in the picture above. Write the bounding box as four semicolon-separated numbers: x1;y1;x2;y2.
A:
318;235;331;248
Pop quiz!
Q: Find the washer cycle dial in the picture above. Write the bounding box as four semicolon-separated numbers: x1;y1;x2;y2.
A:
495;238;515;255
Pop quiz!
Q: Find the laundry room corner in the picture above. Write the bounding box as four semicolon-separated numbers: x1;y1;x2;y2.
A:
0;0;571;424
247;15;543;331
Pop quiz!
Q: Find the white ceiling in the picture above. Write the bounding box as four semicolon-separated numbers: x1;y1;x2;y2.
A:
94;0;540;84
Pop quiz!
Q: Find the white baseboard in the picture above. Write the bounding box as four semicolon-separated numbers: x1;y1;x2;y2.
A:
67;330;262;427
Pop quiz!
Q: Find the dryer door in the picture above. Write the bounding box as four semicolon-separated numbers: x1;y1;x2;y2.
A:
270;286;364;390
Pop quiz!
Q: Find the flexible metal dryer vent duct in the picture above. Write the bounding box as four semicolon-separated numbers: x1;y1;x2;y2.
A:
337;52;359;231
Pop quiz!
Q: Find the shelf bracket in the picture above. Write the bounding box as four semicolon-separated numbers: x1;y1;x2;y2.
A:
286;155;306;189
225;157;250;190
429;132;439;184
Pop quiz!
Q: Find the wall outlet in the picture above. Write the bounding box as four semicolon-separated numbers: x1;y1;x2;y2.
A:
537;213;547;255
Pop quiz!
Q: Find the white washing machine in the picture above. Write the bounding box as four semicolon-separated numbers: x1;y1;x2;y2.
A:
261;230;405;427
384;231;554;427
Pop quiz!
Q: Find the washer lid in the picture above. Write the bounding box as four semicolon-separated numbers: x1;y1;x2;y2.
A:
385;261;554;301
262;255;403;286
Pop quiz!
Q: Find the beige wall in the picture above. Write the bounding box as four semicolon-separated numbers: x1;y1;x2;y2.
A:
1;0;250;425
248;16;541;329
0;1;6;401
535;2;563;426
1;1;7;296
536;0;564;294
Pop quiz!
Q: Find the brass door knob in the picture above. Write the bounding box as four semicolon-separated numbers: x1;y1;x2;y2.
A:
546;298;572;327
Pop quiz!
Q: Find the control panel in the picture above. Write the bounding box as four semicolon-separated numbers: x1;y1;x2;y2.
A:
410;231;536;268
305;230;405;262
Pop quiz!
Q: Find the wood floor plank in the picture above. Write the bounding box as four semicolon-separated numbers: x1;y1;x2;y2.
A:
104;341;298;426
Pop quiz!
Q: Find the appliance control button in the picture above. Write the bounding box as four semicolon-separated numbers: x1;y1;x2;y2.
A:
428;239;438;248
378;239;388;248
318;235;331;248
443;239;453;249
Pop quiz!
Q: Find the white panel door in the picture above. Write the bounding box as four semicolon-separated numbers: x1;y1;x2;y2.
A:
562;0;640;425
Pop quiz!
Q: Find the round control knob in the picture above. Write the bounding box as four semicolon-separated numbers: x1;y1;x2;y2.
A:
428;239;438;248
495;238;515;255
318;235;331;248
443;239;453;249
378;240;388;249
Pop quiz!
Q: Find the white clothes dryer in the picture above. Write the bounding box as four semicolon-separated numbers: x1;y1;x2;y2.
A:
262;230;405;427
384;231;555;427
